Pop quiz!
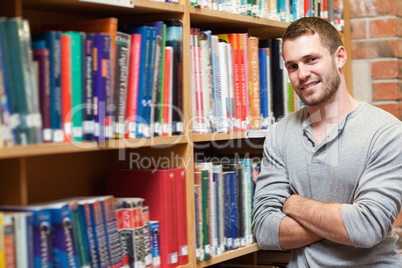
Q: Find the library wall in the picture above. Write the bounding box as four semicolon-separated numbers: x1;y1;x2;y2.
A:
349;0;402;120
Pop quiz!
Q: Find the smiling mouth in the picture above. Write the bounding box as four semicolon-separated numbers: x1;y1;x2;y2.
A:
300;81;320;90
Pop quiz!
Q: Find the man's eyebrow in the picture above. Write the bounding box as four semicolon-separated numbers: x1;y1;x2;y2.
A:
285;54;318;65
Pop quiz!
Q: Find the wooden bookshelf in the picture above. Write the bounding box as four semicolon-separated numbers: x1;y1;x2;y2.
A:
0;0;351;267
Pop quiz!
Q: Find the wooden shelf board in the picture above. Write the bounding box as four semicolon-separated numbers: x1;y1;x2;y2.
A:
0;135;187;159
23;0;184;16
190;7;288;38
192;132;247;142
197;244;260;267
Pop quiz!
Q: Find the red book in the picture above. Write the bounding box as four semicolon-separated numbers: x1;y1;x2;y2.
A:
239;33;250;131
125;33;142;139
175;167;188;265
105;169;179;268
61;34;72;143
227;33;242;131
162;47;173;137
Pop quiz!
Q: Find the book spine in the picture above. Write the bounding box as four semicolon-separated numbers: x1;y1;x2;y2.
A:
69;204;91;268
113;32;131;139
82;33;95;141
3;214;16;268
175;168;188;265
81;203;99;268
99;197;123;268
64;32;83;142
89;201;111;268
32;46;52;142
61;34;73;143
248;37;261;130
165;20;183;136
140;206;152;268
125;33;141;139
149;221;160;268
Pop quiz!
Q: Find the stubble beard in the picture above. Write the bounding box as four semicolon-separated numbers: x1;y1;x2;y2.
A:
296;59;341;107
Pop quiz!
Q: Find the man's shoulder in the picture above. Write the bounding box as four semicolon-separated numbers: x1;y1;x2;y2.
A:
354;102;401;128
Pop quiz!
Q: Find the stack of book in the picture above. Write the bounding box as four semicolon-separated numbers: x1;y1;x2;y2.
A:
190;30;305;134
189;0;344;31
0;17;184;147
0;195;162;268
194;158;261;261
105;167;189;268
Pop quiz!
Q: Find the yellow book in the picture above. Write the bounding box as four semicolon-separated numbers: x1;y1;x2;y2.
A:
0;212;4;268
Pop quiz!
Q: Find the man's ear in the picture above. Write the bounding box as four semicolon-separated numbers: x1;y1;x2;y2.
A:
335;46;347;68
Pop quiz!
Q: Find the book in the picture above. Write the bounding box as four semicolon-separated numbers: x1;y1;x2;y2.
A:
0;205;53;268
165;19;183;136
32;41;52;143
2;213;16;268
124;26;154;138
115;198;144;268
124;33;141;139
140;206;153;268
112;32;131;139
175;168;188;265
106;169;179;268
149;221;160;268
0;19;14;147
270;38;284;121
11;211;35;268
161;46;173;137
61;33;73;143
82;33;95;141
34;31;64;143
42;17;118;94
248;36;261;130
64;31;84;142
3;18;41;145
93;33;112;142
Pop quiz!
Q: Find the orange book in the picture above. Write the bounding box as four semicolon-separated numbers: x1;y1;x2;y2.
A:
61;34;72;142
42;17;118;91
248;36;261;129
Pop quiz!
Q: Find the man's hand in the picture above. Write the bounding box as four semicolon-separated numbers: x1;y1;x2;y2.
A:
282;194;353;246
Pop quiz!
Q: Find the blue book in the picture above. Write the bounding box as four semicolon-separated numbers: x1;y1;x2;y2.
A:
82;33;95;141
149;221;161;267
76;200;99;268
258;48;269;129
0;18;14;146
93;33;112;142
0;205;53;268
124;26;152;138
44;202;79;268
34;31;64;142
222;171;232;251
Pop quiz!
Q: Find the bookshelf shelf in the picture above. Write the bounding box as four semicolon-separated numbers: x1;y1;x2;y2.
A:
197;244;260;268
190;7;288;38
0;135;188;159
23;0;185;16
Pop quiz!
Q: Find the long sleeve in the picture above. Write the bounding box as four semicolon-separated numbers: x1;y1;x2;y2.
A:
342;123;402;248
252;123;292;250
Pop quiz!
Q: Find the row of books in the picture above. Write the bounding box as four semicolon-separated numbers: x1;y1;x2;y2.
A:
191;30;305;134
190;0;344;30
0;196;161;268
194;159;261;261
105;167;189;268
0;17;183;147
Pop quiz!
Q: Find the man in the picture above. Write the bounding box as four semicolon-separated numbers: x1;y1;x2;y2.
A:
252;17;402;267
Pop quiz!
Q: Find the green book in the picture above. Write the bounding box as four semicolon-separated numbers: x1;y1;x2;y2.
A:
201;169;211;260
64;31;83;142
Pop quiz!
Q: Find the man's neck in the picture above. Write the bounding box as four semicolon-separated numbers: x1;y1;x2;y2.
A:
308;92;359;145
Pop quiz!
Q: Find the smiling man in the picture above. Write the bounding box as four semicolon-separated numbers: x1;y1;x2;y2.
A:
252;17;402;267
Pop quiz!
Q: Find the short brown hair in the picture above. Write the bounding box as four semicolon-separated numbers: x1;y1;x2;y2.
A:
282;17;343;55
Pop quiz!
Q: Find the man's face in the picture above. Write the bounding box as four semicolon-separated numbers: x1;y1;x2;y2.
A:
283;33;341;107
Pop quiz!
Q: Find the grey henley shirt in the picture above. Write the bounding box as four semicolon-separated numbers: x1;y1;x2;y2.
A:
252;101;402;267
